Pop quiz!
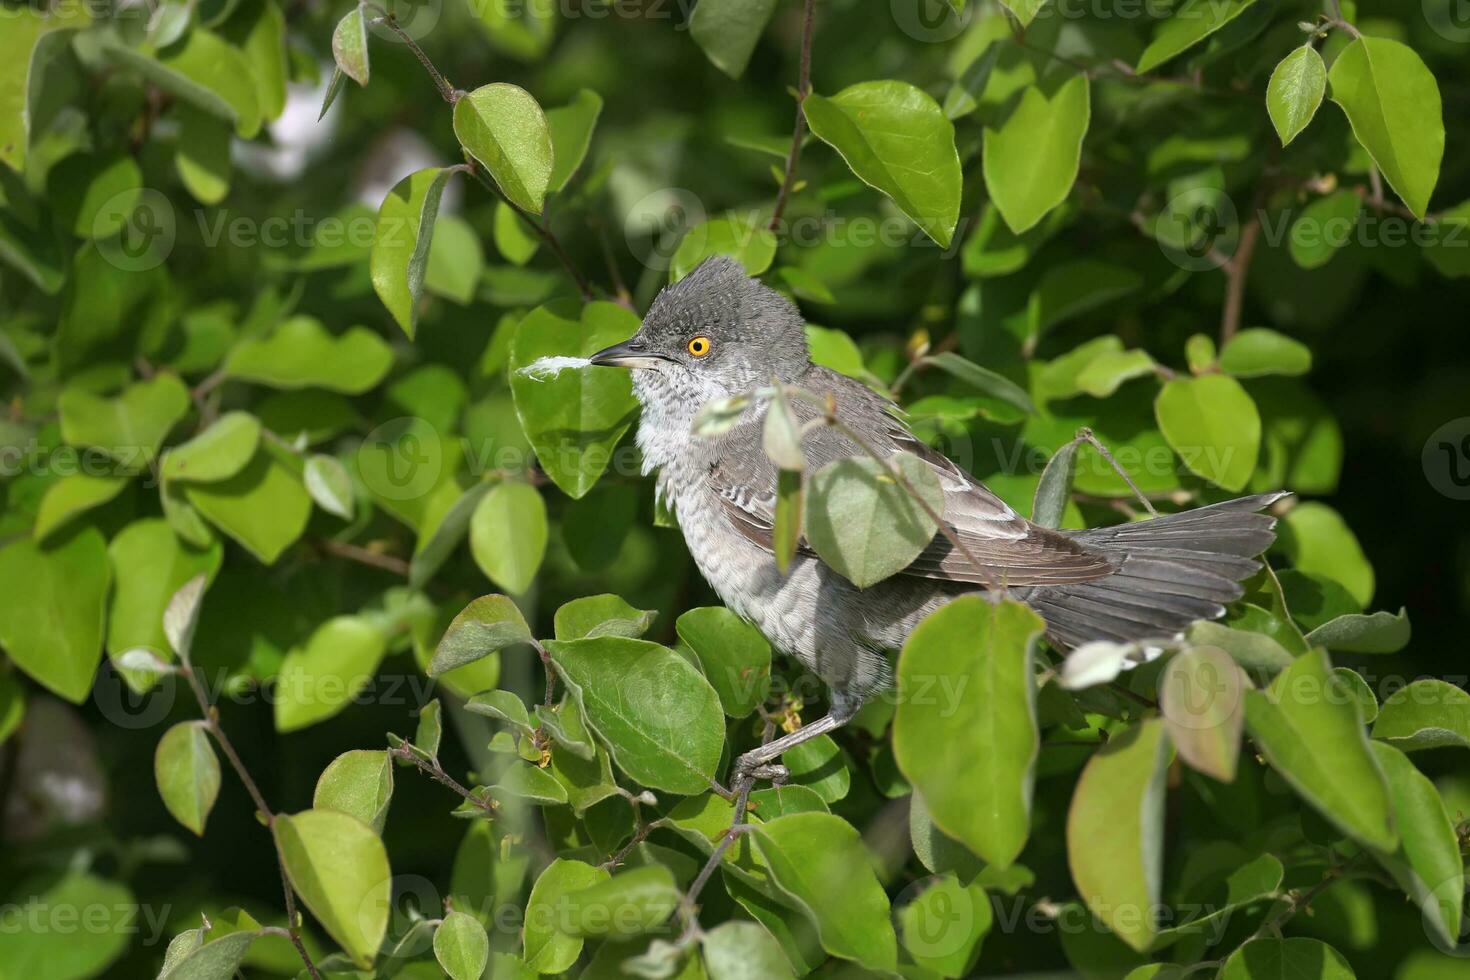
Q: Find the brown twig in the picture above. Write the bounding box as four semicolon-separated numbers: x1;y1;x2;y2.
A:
388;742;496;814
769;0;817;231
362;3;460;104
465;162;594;301
177;662;320;979
315;539;411;578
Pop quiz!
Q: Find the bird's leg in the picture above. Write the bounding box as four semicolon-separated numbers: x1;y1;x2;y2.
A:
731;710;847;782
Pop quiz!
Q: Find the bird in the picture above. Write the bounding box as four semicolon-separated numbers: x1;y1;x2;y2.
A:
590;256;1285;780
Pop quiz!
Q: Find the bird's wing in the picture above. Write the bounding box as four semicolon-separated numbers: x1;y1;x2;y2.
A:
707;366;1116;587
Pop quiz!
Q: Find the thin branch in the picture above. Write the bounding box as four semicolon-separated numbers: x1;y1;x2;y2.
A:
177;662;320;980
362;3;460;104
1249;854;1367;942
388;742;496;814
677;716;777;943
315;538;411;578
1219;210;1260;345
1075;427;1160;518
466;162;594;301
769;0;817;231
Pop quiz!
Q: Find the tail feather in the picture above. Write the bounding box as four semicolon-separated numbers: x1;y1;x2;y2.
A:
1019;492;1288;648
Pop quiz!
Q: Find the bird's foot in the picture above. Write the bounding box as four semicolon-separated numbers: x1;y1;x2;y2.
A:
731;759;789;787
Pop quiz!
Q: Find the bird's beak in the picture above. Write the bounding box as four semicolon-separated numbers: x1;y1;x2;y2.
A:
589;340;669;370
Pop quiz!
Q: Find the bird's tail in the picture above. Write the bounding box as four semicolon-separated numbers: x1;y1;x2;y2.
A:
1017;492;1290;649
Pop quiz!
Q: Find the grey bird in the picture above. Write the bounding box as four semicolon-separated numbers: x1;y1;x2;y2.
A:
591;256;1284;777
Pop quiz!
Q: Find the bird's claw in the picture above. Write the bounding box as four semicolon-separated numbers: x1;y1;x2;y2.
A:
731;760;789;786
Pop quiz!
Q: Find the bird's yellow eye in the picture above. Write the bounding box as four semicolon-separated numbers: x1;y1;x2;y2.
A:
687;336;712;357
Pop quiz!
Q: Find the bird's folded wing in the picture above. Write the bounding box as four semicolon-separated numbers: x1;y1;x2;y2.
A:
708;370;1115;587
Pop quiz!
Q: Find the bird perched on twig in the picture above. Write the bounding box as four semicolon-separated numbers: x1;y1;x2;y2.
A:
591;256;1284;781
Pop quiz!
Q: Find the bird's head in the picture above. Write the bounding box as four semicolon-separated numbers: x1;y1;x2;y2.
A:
590;256;811;412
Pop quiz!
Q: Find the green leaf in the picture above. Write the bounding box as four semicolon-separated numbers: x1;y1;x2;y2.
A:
185;450;313;565
491;761;569;806
101;30;262;137
1219;938;1355;979
467;690;532;730
470;480;548;595
303;454;355;520
1267;45;1326;146
1159;646;1248;783
1328;36;1444;220
999;0;1047;27
546;89;603;193
564;865;681;938
545;637;725;794
314;749;394;833
554;594;657;641
411;482;494;589
805;452;944;589
159;928;257;980
224;316;393;393
1305;608;1410;653
435;910;490;980
1136;0;1258;74
221;0;288;120
671;215;777;283
1287;190;1361;271
423;214;485;306
703;921;796;980
523;859;610;973
370;167;454;339
1368;742;1464;948
454;83;553;215
1066;719;1173;952
0;528;110;702
0;10;80;172
1032;440;1077;529
331;6;369;86
689;0;778;78
781;733;850;804
1372;679;1470;751
50;151;142;238
162;412;261;483
1187;621;1294;673
1244;649;1397;850
107;518;222;668
154;721;221;835
508;301;639;498
1154;374;1261;491
176;105;233;205
982;75;1090;235
34;472;131;542
1219;328;1313;378
896;873;991;978
750;812;898;973
1075;349;1157;398
804;80;962;247
0;871;132;978
675;606;772;718
493;201;539;265
429;594;532;676
924;351;1037;414
274;616;389;732
59;373;190;470
1278;502;1374;606
774;469;804;575
274;808;391;969
895;598;1043;867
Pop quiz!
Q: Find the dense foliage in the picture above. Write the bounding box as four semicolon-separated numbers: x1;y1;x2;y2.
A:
1;0;1469;977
